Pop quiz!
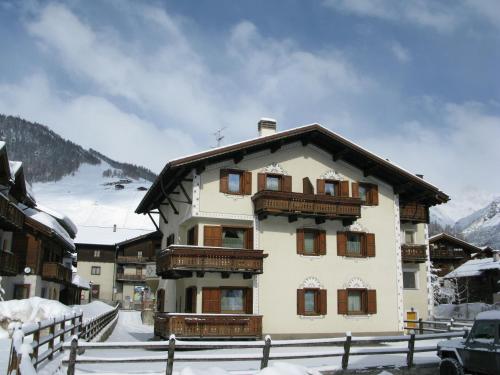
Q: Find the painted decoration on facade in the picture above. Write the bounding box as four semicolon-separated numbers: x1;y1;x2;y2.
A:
319;169;345;181
343;277;370;289
260;162;288;175
300;276;323;289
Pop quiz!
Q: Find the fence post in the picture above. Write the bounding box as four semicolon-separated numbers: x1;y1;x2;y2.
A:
165;334;176;375
447;322;452;332
342;331;352;370
406;330;415;368
48;317;56;360
67;336;78;375
33;321;41;368
260;335;272;369
418;318;423;334
450;318;454;331
71;312;76;336
61;315;66;351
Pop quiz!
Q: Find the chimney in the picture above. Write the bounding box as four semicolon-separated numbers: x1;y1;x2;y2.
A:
113;224;117;232
258;118;277;137
416;174;424;179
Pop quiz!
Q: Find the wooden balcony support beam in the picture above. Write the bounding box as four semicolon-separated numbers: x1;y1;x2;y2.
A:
178;182;192;205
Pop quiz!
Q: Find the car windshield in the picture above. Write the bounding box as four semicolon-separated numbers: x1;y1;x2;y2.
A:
469;321;496;344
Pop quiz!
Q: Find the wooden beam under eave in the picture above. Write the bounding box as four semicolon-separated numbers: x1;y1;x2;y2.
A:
332;148;349;161
167;197;179;215
195;164;206;174
363;164;379;177
270;141;283;154
233;151;246;164
178;182;192;204
147;212;161;232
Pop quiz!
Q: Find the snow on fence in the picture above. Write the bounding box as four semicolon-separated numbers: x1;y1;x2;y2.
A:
403;318;473;334
62;330;465;375
7;304;119;374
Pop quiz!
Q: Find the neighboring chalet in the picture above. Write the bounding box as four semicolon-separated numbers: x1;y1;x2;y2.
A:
136;119;449;339
429;233;483;277
0;142;86;304
75;227;161;308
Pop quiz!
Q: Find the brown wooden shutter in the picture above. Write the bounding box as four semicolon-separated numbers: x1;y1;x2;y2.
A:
202;288;221;313
366;233;376;257
258;173;266;191
351;182;359;198
297;289;305;315
370;184;379;205
367;290;377;314
319;289;327;315
339;180;349;197
302;177;314;194
296;229;304;255
220;169;228;193
317;179;325;195
203;226;222;247
245;288;253;314
243;171;252;195
337;290;348;315
318;230;326;255
246;228;254;250
337;232;346;256
282;175;292;192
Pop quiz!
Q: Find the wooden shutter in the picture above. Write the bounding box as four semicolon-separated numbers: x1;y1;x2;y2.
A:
339;181;349;197
243;171;252;195
303;177;314;194
337;232;346;256
203;226;222;247
297;289;305;315
296;229;304;254
220;169;228;193
282;175;292;192
245;288;253;314
319;289;327;315
202;288;221;313
351;182;359;198
318;230;326;255
370;185;379;205
367;290;377;314
317;179;325;195
337;290;348;315
366;233;376;257
258;173;266;191
246;228;254;250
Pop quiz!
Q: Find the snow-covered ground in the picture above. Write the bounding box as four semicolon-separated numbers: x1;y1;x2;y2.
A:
434;302;499;320
72;301;115;322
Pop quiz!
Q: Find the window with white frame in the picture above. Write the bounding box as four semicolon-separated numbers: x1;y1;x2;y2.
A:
403;270;418;289
405;230;415;244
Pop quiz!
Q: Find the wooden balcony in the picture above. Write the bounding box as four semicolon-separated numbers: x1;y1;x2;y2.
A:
401;244;427;263
116;273;146;282
430;248;466;260
154;313;262;339
116;256;155;264
42;262;72;284
399;202;429;223
156;245;267;279
0;250;18;276
252;190;362;222
0;194;24;230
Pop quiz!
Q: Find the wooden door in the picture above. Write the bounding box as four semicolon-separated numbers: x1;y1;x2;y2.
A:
202;287;221;313
185;286;197;313
91;284;100;299
157;289;165;312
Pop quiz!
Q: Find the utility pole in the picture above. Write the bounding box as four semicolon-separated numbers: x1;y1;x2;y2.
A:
213;127;226;148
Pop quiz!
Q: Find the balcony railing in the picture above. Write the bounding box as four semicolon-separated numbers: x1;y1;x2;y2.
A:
401;244;427;263
116;273;146;281
42;262;72;284
0;250;18;276
116;256;155;264
400;202;429;223
430;248;466;260
0;194;24;230
156;245;267;279
154;313;262;339
252;190;362;221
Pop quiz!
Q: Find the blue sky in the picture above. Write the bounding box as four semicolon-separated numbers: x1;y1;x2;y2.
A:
0;0;499;218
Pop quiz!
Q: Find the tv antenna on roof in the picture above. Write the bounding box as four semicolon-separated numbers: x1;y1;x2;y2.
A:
212;127;226;148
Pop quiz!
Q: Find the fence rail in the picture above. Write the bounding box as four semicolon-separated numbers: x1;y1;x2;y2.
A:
62;330;465;375
403;318;473;334
8;304;119;374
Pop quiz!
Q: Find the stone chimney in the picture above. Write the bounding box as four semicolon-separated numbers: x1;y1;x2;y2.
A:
258;118;277;137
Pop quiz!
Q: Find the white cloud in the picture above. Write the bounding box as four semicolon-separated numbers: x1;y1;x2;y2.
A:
390;42;411;63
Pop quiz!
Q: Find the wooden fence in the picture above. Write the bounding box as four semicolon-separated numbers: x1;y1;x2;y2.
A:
8;304;119;374
404;318;473;334
62;330;465;375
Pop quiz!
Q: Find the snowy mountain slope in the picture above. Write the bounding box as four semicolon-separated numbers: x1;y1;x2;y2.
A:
429;206;455;227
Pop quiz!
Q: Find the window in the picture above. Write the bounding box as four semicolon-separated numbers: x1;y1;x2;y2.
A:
137;251;143;259
91;266;101;275
347;233;362;256
405;231;415;244
221;289;245;313
220;169;251;195
338;289;376;315
266;175;281;191
348;290;363;313
304;231;316;255
470;322;496;343
166;234;175;246
297;229;326;256
358;185;368;202
337;232;376;258
304;289;319;314
94;250;100;258
222;228;246;248
202;287;253;314
324;180;339;196
403;271;417;289
297;288;327;316
353;182;379;205
228;172;242;193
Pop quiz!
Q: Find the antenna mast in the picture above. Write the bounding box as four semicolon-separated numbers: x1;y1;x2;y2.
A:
213;127;226;148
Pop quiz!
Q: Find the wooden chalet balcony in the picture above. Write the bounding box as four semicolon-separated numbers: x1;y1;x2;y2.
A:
0;194;24;230
430;248;466;260
400;202;429;223
0;250;18;276
401;244;427;263
116;255;155;264
116;273;146;282
252;190;362;222
42;262;72;284
154;313;262;339
156;245;267;279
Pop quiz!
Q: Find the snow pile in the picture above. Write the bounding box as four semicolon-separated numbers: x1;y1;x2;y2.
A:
72;273;90;290
177;363;315;375
73;301;114;322
36;203;78;238
434;303;500;320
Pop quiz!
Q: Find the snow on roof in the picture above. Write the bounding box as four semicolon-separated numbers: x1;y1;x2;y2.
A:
75;226;155;246
8;160;22;181
20;205;75;250
72;273;90;289
476;310;500;320
445;257;500;279
36;203;77;238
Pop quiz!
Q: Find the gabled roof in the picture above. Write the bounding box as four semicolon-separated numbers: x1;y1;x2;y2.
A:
137;123;449;213
429;232;483;254
116;230;161;248
445;257;500;278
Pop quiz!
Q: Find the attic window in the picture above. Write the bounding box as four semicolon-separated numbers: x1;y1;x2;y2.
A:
266;175;281;191
228;172;242;193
